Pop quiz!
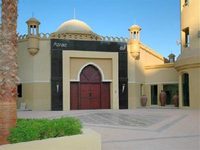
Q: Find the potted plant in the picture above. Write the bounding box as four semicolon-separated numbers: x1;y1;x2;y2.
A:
172;93;179;107
140;95;147;107
159;90;166;106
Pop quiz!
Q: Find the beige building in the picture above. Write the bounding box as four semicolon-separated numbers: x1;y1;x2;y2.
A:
17;0;200;110
175;0;200;109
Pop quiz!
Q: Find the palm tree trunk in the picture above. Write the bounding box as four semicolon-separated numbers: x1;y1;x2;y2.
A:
0;0;18;145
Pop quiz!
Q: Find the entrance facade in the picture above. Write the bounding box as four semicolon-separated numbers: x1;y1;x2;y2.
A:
70;65;110;110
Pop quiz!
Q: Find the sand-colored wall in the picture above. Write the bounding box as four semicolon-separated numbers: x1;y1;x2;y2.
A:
33;40;51;81
18;82;51;111
17;40;33;82
140;45;164;66
127;48;144;84
0;129;101;150
128;83;141;108
176;0;200;67
145;65;178;84
181;0;200;52
178;68;200;109
176;0;200;109
127;43;165;84
127;40;176;108
70;58;112;81
17;39;51;82
63;51;119;111
17;38;51;110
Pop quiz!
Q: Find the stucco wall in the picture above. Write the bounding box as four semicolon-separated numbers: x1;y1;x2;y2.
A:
33;40;51;81
178;68;200;109
0;129;101;150
176;0;200;109
17;40;33;82
17;39;51;110
181;0;200;51
70;58;112;81
19;82;51;111
145;67;178;84
140;46;164;66
127;44;165;84
128;83;141;108
177;0;200;66
17;39;51;82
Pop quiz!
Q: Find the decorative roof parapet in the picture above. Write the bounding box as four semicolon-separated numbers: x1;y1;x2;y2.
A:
17;32;129;43
39;33;51;39
50;32;102;41
17;33;51;41
50;32;129;43
101;36;128;42
17;34;28;40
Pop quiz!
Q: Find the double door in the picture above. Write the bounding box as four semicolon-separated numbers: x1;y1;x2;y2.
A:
70;82;110;110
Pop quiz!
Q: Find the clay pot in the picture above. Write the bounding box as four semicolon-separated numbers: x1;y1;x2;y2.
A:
140;95;147;107
172;94;179;107
159;91;166;106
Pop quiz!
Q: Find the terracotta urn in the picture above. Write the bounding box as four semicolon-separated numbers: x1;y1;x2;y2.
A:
159;91;166;106
140;95;147;107
172;94;179;107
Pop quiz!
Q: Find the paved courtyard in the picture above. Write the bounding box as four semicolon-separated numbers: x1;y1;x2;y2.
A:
17;108;200;150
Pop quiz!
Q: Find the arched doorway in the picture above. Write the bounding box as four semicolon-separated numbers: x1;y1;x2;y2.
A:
182;73;190;106
70;65;110;109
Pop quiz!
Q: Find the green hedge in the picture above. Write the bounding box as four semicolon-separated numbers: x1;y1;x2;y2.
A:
8;117;82;143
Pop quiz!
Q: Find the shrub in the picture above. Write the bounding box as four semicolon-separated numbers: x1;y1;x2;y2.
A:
8;117;82;143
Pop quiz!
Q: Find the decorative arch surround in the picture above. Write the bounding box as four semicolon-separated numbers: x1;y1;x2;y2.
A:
70;64;110;110
77;62;106;81
62;50;119;111
80;65;101;82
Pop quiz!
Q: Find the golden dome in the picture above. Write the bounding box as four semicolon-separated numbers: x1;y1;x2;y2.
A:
26;17;40;25
56;19;93;34
129;24;141;32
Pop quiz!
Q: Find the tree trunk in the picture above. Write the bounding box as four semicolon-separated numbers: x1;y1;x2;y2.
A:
0;0;18;145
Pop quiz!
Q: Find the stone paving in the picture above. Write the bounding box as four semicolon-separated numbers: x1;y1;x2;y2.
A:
17;109;200;150
77;112;167;127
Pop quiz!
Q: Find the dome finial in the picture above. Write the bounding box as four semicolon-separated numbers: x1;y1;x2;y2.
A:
73;8;76;19
32;12;34;18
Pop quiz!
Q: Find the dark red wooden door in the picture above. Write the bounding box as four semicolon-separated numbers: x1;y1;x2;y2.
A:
80;65;101;109
70;83;79;110
70;65;110;110
101;83;110;109
80;83;100;109
80;65;101;83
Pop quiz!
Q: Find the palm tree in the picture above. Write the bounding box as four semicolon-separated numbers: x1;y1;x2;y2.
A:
0;0;18;145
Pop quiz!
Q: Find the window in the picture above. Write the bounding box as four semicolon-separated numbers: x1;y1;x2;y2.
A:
30;25;37;35
151;85;158;105
17;84;22;97
183;0;189;7
182;73;190;106
182;27;190;48
163;84;178;105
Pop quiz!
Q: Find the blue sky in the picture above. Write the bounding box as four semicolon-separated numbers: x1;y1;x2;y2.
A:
18;0;180;58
